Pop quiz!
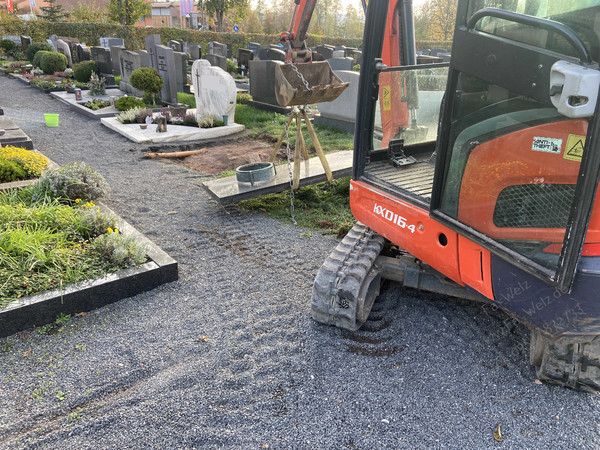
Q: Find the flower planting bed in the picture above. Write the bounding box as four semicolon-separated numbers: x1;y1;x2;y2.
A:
50;88;124;119
0;124;178;337
0;201;178;338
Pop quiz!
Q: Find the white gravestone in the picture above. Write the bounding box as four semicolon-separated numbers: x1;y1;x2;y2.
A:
192;59;236;123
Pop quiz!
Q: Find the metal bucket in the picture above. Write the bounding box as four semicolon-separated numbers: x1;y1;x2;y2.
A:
274;61;350;107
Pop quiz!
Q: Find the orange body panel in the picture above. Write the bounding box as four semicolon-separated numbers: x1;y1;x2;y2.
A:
457;119;600;243
379;0;409;149
350;180;464;285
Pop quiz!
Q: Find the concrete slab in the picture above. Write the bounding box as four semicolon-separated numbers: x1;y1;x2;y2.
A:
101;116;245;144
203;150;353;204
50;89;125;119
0;128;33;149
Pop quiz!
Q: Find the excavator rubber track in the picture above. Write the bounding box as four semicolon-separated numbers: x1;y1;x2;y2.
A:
312;222;385;331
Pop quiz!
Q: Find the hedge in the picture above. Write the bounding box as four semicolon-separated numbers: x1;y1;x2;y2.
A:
0;18;452;57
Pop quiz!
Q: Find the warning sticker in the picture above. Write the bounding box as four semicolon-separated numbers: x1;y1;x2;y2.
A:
532;137;562;154
564;134;586;162
382;86;391;111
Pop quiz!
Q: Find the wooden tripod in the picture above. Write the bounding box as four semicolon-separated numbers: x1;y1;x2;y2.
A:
269;107;333;189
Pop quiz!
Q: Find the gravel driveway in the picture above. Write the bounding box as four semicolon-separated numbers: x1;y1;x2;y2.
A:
0;75;599;449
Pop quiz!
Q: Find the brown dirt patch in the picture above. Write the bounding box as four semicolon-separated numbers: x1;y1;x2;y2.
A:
183;136;285;174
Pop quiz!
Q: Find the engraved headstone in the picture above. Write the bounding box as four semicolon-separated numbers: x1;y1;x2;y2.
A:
136;49;149;68
145;34;162;70
208;41;227;58
247;42;261;57
99;37;124;49
91;46;112;74
110;45;125;75
46;39;57;51
258;47;285;62
174;51;189;93
189;44;201;60
237;49;253;75
76;44;91;63
168;40;183;52
20;36;32;51
192;59;237;122
155;45;178;104
248;59;284;105
119;50;143;96
315;44;335;60
204;53;227;72
327;57;353;71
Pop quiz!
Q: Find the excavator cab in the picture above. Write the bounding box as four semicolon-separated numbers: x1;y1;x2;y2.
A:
313;0;600;391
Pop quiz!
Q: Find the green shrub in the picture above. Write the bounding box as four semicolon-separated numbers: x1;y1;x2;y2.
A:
26;42;54;63
33;50;52;69
226;59;237;74
0;39;16;53
73;60;98;83
130;67;163;104
89;232;147;267
236;93;251;104
31;162;111;203
39;51;68;75
352;64;360;72
115;96;146;111
0;158;27;183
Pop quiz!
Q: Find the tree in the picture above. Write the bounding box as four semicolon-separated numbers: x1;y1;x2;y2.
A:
418;0;458;41
342;5;364;39
108;0;151;26
202;0;249;32
243;11;263;33
40;0;68;22
70;1;108;23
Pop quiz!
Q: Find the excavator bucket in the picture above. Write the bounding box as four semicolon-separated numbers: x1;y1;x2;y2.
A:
274;61;350;107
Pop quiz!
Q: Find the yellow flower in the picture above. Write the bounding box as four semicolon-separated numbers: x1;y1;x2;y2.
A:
107;227;113;234
114;228;119;234
75;198;81;203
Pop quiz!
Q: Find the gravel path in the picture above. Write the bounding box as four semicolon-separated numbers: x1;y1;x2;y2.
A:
1;75;599;449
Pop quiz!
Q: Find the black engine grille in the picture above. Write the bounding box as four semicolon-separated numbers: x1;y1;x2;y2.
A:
493;184;575;228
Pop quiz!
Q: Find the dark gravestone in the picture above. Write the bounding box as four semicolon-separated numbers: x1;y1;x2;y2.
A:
204;53;227;72
91;46;112;74
100;37;124;49
173;51;189;93
315;44;335;60
258;47;285;62
76;44;91;63
136;49;149;68
119;50;143;96
156;45;178;104
110;46;125;75
62;39;80;64
189;44;201;60
327;57;354;71
247;42;261;57
146;34;162;70
237;49;253;75
20;36;32;51
226;43;232;59
168;40;183;52
249;59;284;106
208;41;227;58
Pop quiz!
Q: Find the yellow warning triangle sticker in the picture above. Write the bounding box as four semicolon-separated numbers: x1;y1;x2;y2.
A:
564;134;586;162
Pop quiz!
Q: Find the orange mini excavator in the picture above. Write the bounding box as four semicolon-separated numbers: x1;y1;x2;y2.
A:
312;0;600;392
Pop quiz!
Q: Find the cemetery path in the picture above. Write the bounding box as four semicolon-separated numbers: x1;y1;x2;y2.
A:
1;76;600;449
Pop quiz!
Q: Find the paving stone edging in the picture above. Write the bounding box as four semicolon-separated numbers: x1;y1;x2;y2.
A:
0;202;179;338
